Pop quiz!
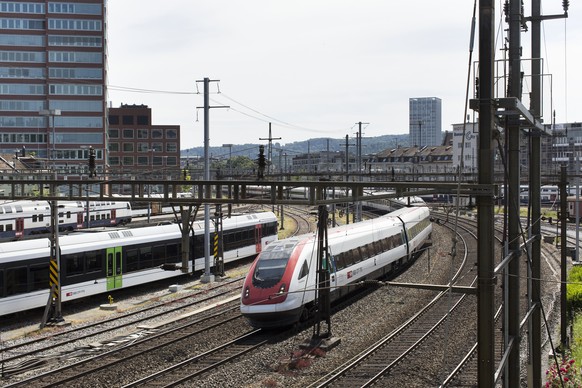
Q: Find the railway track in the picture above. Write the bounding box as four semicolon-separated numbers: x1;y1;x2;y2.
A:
308;219;476;387
1;277;246;377
436;216;566;386
5;300;245;387
123;329;269;387
284;205;315;236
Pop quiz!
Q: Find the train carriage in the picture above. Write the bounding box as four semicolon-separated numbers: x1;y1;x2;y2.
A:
241;206;432;328
0;199;132;240
0;211;277;316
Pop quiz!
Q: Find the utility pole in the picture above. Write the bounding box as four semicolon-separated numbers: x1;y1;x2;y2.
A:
41;183;64;328
259;123;281;175
560;166;568;352
196;77;229;284
477;1;496;386
355;122;368;223
506;1;522;385
343;135;355;225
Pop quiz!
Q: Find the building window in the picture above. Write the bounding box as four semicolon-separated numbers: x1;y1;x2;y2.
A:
137;115;148;125
109;156;120;166
137;142;149;152
166;128;177;139
166;143;177;152
122;143;134;152
122;115;133;125
137;129;148;139
49;67;102;79
48;19;102;31
48;35;102;47
122;129;134;139
137;156;148;165
0;3;45;13
48;84;102;95
151;129;163;139
0;51;45;62
109;128;119;139
109;115;119;125
0;18;45;30
109;142;119;152
49;51;101;63
122;156;134;166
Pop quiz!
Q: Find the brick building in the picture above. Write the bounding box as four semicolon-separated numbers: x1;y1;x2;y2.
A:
107;104;180;192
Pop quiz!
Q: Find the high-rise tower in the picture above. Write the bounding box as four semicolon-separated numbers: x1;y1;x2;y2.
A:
0;1;106;175
409;97;442;147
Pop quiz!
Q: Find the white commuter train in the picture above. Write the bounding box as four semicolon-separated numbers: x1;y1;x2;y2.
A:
0;211;278;316
0;199;133;240
240;206;432;328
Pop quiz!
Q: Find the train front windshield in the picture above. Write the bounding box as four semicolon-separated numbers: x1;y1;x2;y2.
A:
253;240;298;288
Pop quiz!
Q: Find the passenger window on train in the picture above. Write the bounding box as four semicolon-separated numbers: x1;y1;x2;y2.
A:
66;257;83;275
86;252;103;272
6;267;27;295
359;245;369;260
30;265;48;291
299;261;309;279
350;248;360;263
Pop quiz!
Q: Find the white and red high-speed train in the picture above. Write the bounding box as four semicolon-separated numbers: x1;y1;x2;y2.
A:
240;206;432;328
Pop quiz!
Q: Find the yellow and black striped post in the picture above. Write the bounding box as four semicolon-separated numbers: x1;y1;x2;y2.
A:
41;199;63;328
49;256;59;300
213;204;224;276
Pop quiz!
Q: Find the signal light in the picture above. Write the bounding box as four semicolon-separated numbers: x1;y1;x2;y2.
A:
88;146;96;177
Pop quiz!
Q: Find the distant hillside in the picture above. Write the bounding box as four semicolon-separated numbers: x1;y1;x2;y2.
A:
182;134;409;159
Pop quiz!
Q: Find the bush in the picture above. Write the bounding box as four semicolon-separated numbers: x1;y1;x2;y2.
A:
545;352;581;387
567;267;582;312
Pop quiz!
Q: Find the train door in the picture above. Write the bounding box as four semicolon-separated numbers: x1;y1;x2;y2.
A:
15;217;24;238
77;213;83;228
110;209;116;225
254;224;263;252
106;246;123;290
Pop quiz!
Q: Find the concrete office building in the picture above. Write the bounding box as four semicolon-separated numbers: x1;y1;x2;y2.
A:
409;97;442;147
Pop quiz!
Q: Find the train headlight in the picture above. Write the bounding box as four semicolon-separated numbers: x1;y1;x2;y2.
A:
244;286;250;299
278;284;286;294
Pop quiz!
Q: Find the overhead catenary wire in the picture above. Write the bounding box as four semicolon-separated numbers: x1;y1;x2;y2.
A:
109;84;347;136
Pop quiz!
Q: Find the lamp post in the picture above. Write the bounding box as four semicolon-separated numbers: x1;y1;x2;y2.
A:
39;109;61;169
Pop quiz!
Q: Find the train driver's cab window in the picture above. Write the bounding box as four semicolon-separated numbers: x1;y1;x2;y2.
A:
298;261;309;279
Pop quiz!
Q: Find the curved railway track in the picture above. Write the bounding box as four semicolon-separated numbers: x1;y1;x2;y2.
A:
123;329;269;387
1;277;246;377
308;218;476;387
5;300;245;387
440;219;567;386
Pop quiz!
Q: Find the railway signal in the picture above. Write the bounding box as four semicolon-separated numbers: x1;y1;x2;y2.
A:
88;146;97;178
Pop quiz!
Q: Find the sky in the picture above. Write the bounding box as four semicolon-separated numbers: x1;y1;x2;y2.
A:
106;1;582;150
